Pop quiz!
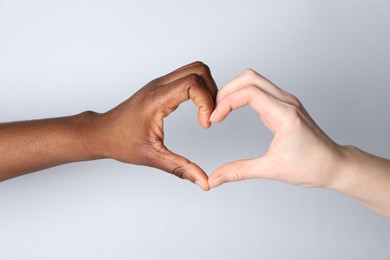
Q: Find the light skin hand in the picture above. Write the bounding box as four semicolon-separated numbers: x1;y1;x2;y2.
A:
0;61;217;191
209;69;343;188
208;69;390;219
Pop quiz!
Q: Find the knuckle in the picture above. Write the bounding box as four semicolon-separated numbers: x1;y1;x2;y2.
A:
241;69;263;86
148;77;161;87
193;61;211;75
188;72;201;81
192;60;206;67
242;68;258;79
284;104;303;127
287;93;302;108
172;165;185;179
230;163;245;182
232;172;245;182
187;73;203;88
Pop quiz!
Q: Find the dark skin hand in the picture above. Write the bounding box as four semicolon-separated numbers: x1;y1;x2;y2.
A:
0;61;217;190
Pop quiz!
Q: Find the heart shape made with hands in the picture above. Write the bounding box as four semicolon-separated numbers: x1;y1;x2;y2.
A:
163;101;269;191
121;62;329;192
123;62;269;191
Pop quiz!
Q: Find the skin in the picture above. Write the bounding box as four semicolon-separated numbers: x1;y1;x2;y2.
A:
0;61;217;191
208;69;390;219
1;62;389;219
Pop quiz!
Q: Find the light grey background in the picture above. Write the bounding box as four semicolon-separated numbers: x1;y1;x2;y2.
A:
0;0;390;259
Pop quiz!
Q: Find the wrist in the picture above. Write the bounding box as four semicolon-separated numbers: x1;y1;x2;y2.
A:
326;145;356;192
326;144;378;199
75;111;109;161
327;145;390;219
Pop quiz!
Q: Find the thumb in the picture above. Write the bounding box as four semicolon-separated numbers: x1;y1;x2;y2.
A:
150;147;210;191
209;158;267;189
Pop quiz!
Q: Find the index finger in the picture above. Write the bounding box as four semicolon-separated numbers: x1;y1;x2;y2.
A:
157;61;218;101
216;69;300;108
157;73;216;128
210;85;286;132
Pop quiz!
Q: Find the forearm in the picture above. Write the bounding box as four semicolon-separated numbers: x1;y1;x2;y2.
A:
331;145;390;219
0;111;102;181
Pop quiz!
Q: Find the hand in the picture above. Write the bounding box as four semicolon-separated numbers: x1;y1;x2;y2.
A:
208;69;345;189
93;61;217;190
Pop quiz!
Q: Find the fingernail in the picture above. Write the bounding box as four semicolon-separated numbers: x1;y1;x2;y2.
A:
210;177;224;189
209;110;216;122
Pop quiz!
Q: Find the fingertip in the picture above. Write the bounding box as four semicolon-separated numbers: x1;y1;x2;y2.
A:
199;120;211;129
209;109;216;122
198;111;213;128
203;121;211;128
208;169;226;189
208;176;225;189
208;102;230;123
177;161;210;190
208;160;249;188
209;113;224;123
195;179;210;191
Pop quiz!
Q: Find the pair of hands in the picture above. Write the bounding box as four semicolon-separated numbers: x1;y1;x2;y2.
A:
1;61;388;218
94;61;343;191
